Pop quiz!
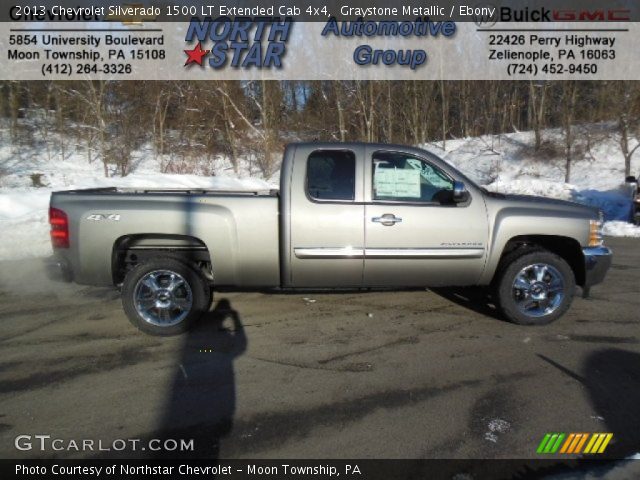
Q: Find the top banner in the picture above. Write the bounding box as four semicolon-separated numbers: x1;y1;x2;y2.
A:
3;1;640;22
0;1;638;79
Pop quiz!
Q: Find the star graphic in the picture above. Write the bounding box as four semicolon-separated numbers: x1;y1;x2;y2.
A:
184;42;210;66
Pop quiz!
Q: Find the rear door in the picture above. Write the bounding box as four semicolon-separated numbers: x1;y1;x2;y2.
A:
288;145;365;287
363;147;488;287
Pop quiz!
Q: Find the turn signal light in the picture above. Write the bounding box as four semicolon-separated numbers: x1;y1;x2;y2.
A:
588;219;603;247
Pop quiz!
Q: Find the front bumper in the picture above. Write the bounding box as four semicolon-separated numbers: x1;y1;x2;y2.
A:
582;246;612;288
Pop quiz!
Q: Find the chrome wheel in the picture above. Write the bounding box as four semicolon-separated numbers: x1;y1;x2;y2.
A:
512;263;565;318
134;270;193;327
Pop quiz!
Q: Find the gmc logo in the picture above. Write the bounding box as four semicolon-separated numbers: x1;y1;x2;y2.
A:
553;9;630;21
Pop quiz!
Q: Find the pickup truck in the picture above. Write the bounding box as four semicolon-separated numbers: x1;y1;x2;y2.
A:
49;143;612;335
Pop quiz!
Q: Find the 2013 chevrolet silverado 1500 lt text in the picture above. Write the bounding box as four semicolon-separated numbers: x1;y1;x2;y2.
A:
49;143;612;335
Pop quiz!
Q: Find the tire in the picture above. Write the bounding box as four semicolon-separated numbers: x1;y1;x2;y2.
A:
495;249;575;326
122;257;211;335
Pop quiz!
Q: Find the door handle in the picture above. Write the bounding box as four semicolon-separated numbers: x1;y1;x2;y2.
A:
372;214;402;226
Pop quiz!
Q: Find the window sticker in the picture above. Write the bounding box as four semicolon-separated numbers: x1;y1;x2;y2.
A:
375;167;421;198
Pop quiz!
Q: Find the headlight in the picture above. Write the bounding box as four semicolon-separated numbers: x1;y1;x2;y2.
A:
588;214;604;247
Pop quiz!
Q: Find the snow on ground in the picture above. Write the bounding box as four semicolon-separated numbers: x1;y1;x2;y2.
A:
1;124;639;261
603;221;640;238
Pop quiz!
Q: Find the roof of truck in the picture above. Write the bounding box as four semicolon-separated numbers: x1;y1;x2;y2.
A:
286;142;438;156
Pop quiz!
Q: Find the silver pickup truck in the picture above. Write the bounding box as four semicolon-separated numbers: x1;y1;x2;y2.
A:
49;143;612;335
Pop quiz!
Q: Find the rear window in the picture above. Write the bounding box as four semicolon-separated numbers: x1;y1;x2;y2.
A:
306;150;356;201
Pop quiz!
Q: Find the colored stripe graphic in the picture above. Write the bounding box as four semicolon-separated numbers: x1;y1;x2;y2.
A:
537;433;565;454
584;433;614;454
597;433;613;453
537;433;552;454
588;434;605;453
550;433;565;453
573;433;589;453
538;433;613;454
560;433;575;453
566;433;586;454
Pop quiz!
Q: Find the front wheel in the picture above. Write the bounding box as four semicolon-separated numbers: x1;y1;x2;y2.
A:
122;257;211;335
496;250;575;326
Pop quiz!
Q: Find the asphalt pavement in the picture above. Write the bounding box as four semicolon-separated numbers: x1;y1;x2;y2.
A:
0;238;639;463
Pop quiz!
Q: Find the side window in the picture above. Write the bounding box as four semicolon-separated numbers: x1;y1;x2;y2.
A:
307;150;356;201
372;151;454;204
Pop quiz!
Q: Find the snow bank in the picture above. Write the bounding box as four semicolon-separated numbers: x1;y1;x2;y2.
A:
603;221;640;238
484;179;633;222
486;179;635;236
485;179;576;202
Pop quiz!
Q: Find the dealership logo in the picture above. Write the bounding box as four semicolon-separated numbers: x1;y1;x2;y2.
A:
537;433;613;454
183;17;293;69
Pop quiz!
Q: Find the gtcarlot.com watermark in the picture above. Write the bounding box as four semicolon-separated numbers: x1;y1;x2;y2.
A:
15;434;194;452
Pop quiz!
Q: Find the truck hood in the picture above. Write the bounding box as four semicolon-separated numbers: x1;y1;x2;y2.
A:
484;190;599;218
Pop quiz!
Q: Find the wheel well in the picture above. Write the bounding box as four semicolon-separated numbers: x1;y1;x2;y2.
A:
497;235;585;286
112;234;213;285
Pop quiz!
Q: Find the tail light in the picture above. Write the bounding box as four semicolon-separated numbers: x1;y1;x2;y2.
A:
49;207;70;248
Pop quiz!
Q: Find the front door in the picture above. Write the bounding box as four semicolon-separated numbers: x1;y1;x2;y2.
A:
363;147;488;287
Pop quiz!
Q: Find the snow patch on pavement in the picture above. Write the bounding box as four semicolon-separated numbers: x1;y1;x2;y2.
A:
484;418;510;443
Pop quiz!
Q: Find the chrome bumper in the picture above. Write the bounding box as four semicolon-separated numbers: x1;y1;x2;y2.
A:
582;246;612;288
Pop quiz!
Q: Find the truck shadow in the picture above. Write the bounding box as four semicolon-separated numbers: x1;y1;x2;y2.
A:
457;350;640;479
147;298;247;459
501;349;640;477
538;349;640;459
431;287;505;321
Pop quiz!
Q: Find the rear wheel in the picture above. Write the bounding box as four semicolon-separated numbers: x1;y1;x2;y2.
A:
496;249;575;326
122;257;211;335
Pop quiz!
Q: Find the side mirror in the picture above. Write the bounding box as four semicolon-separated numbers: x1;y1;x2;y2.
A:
625;176;637;184
453;181;469;203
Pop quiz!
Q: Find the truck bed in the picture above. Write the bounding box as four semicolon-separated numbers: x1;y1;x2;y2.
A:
50;187;281;287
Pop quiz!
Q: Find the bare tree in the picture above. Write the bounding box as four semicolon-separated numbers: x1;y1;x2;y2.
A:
440;79;448;149
613;82;640;178
559;82;578;183
71;82;107;175
529;81;548;150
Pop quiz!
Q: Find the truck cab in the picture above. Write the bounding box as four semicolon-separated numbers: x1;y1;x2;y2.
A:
282;143;487;288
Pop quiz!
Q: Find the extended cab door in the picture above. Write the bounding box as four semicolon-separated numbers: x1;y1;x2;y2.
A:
286;144;365;287
363;147;488;287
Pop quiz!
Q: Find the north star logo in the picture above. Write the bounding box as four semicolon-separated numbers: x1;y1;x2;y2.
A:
183;17;293;69
184;42;209;66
